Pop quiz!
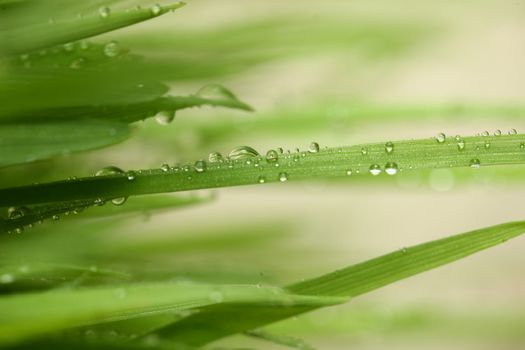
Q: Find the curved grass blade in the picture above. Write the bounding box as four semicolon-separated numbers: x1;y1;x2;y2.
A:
0;283;343;346
245;330;316;350
0;121;130;168
0;2;186;57
1;133;523;207
155;221;525;346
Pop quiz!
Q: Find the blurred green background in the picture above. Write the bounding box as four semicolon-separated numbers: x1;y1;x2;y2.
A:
2;0;525;349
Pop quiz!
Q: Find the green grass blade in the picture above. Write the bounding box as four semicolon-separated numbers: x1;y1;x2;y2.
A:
0;2;186;57
157;221;525;346
0;133;523;207
0;283;343;346
0;121;130;168
245;329;316;350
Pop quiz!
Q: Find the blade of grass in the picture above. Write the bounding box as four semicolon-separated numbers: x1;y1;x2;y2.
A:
155;220;525;346
1;133;523;207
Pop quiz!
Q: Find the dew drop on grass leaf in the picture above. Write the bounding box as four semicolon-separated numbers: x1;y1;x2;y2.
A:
385;162;398;175
279;172;288;182
196;84;237;101
151;4;162;15
346;169;353;176
7;206;29;220
265;149;279;163
481;130;489;137
96;166;125;177
369;164;381;176
470;159;481;168
126;171;136;181
258;176;266;183
457;139;465;151
160;164;170;172
208;152;224;163
494;129;502;136
194;160;207;173
484;141;490;149
103;41;120;57
69;57;85;69
361;147;368;155
436;133;446;143
155;110;175;125
308;142;320;153
229;146;259;160
385;141;394;154
508;128;518;135
111;197;127;206
99;6;111;18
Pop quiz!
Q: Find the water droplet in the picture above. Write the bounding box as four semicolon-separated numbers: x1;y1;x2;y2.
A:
520;143;525;150
196;84;237;101
63;42;74;52
151;4;162;15
265;149;279;163
126;171;136;181
457;139;465;151
208;291;224;303
435;133;446;143
69;57;85;69
258;176;266;184
508;128;518;135
308;142;320;153
103;41;120;57
94;198;105;206
111;197;127;206
484;141;490;149
7;206;29;220
469;159;481;168
79;40;89;50
278;172;288;182
99;6;111;18
155;110;175;125
194;160;207;173
229;146;259;160
385;141;394;154
160;164;170;172
0;274;14;284
385;162;398;175
361;147;368;155
494;129;502;136
369;164;381;176
52;215;59;221
96;166;124;177
208;152;224;163
346;169;353;176
481;130;489;137
277;147;284;154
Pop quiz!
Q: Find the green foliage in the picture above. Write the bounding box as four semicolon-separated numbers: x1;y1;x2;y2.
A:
0;1;523;349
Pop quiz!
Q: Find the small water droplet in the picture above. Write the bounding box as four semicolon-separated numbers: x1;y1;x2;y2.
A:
52;215;59;221
457;139;465;151
7;206;29;220
94;198;105;206
361;147;368;155
308;142;320;153
155;110;175;125
96;166;124;177
151;4;162;15
469;159;481;168
111;197;127;206
208;152;224;163
520;143;525;150
194;160;207;173
385;162;398;175
385;141;394;154
0;274;14;284
160;164;170;172
369;164;381;176
436;133;446;143
258;176;266;184
79;40;89;50
196;84;237;101
508;128;518;135
265;149;279;163
126;171;136;181
481;130;489;137
103;41;120;57
484;141;490;149
279;172;288;182
494;129;502;136
63;42;74;52
99;6;111;18
229;146;259;160
346;169;353;176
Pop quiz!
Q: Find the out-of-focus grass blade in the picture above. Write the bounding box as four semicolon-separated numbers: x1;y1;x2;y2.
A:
2;133;524;207
156;221;525;346
0;283;344;346
0;1;186;57
0;193;213;234
0;121;130;168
